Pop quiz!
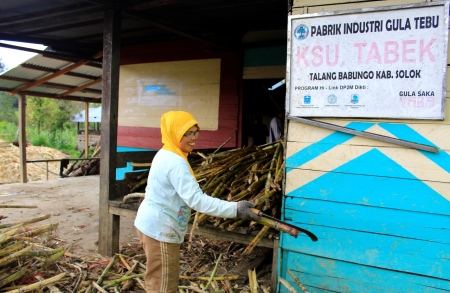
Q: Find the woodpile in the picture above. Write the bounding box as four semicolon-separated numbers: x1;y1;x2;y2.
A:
64;142;101;177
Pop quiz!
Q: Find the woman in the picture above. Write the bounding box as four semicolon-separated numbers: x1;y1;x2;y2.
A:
134;111;259;293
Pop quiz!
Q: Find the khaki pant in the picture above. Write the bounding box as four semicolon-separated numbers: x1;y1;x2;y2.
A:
137;229;181;293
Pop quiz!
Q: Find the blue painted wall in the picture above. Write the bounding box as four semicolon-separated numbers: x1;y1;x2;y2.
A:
280;122;450;292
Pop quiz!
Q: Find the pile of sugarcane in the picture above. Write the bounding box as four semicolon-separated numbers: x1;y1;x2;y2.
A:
188;140;285;250
0;213;144;292
124;141;286;253
0;212;280;292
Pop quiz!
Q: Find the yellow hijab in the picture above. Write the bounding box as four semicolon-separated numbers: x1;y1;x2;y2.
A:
161;111;199;176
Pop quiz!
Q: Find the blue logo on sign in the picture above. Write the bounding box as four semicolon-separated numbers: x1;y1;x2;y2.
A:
328;94;337;104
351;94;359;104
294;24;309;40
304;95;311;104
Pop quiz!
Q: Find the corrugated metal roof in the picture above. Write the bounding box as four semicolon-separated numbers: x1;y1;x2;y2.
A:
0;53;102;103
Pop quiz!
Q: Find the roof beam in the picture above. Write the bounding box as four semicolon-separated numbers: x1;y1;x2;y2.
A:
0;42;100;63
0;87;101;103
20;63;102;79
10;51;102;95
0;75;101;94
10;60;90;95
57;77;102;97
24;19;105;36
0;7;103;31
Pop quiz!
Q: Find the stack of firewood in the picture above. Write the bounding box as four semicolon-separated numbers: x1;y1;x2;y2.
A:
64;142;101;177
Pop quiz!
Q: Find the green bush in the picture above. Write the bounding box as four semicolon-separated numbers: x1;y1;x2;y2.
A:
0;121;18;141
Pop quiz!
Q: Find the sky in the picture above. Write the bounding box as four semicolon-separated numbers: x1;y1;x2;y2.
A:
0;41;47;72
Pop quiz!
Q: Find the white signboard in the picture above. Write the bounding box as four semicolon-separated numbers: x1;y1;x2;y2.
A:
287;2;449;119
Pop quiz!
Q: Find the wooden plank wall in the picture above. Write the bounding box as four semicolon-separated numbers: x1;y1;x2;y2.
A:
118;39;242;149
281;0;450;292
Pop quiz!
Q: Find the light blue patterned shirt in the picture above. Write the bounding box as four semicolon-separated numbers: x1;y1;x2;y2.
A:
134;149;237;243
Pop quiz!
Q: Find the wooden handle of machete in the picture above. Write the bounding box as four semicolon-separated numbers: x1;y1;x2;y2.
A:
250;208;262;216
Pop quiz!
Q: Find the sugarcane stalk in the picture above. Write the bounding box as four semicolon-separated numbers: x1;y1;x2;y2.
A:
188;211;201;250
38;249;65;267
274;162;284;184
117;253;131;270
248;269;258;293
287;270;309;293
255;190;277;205
279;276;297;293
178;285;207;293
247;174;268;193
95;255;116;289
123;193;145;204
270;143;281;171
24;247;64;257
224;279;235;293
213;137;231;154
120;262;139;291
226;219;246;231
228;189;250;202
7;223;59;243
101;274;144;289
64;262;85;293
215;219;232;229
130;178;148;192
0;214;51;229
3;272;67;293
91;281;108;293
0;266;28;288
0;241;24;258
47;285;63;293
0;205;37;209
0;245;32;267
252;214;300;237
179;275;239;281
204;253;222;290
0;226;33;243
242;226;270;255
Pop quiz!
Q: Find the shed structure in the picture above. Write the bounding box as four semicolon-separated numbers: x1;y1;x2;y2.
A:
0;0;288;278
70;106;102;150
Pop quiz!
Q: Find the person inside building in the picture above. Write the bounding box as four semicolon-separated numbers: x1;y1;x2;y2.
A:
250;113;269;145
269;111;284;143
134;110;260;293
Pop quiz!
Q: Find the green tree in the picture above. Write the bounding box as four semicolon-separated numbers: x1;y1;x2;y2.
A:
27;97;57;134
52;99;76;132
0;91;18;124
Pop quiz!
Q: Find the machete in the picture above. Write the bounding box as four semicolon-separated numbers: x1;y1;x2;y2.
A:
251;208;318;242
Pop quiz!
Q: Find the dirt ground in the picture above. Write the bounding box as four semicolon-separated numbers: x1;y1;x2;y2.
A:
0;175;137;256
0;175;275;291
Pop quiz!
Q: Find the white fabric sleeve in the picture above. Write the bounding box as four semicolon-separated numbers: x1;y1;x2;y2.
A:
168;159;237;218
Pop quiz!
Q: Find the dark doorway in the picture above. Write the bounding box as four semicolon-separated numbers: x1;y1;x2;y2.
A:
242;79;286;147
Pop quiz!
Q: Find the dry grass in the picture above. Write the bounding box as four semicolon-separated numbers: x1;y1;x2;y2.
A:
0;141;69;183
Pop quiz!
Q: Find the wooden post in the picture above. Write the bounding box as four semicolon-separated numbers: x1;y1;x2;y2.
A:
98;7;121;256
18;94;27;183
271;238;279;293
84;102;89;158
